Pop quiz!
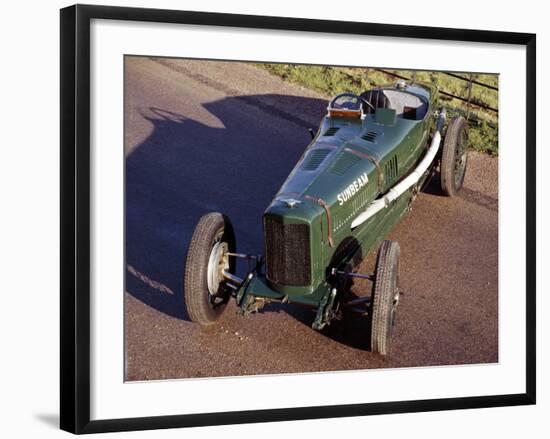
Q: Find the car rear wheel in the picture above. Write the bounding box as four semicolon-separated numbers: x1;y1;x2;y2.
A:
184;212;236;325
441;116;468;196
370;240;401;355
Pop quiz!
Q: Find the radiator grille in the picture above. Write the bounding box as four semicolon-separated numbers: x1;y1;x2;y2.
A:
264;217;311;286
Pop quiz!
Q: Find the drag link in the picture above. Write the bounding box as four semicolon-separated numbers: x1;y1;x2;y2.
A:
343;296;371;307
331;268;375;281
222;270;244;285
227;252;261;260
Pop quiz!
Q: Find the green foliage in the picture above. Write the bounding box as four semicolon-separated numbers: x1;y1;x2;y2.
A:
255;63;498;155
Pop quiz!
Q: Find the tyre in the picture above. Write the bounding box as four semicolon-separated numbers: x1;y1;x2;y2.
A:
370;240;400;355
184;212;236;325
440;116;468;196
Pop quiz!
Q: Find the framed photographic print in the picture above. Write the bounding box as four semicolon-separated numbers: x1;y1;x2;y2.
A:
60;4;536;434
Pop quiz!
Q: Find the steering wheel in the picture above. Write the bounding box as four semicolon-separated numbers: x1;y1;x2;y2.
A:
361;97;376;112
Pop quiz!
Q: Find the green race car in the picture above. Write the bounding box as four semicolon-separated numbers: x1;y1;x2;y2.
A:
184;80;468;355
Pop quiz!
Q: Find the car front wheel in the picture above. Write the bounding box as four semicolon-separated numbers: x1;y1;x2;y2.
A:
370;240;401;355
184;212;236;325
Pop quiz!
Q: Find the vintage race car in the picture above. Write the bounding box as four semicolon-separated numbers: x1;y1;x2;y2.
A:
184;80;468;355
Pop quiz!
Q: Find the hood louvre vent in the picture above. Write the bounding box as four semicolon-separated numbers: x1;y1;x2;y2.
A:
323;127;340;136
330;152;362;176
361;130;378;142
385;155;398;183
301;148;331;171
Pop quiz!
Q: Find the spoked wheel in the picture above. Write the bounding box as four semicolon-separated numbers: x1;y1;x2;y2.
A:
370;240;401;355
184;212;236;325
441;116;469;196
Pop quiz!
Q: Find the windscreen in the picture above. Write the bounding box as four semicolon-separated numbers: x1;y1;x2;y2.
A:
330;93;362;111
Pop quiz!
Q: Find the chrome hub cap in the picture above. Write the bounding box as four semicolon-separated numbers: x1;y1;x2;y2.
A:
390;289;400;329
207;240;229;297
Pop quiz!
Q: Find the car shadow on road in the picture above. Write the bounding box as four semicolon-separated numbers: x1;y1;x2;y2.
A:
421;165;498;212
276;300;373;351
254;287;373;351
420;171;445;197
125;94;327;322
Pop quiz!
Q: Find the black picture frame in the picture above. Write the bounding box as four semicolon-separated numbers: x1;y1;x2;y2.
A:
60;4;536;434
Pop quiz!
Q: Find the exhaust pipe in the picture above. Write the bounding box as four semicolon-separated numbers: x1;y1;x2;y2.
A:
351;109;446;229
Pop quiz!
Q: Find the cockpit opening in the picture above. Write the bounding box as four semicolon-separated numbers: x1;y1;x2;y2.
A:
360;87;429;120
327;83;429;122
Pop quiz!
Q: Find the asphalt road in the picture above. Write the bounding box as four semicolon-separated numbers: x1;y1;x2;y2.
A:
124;57;498;381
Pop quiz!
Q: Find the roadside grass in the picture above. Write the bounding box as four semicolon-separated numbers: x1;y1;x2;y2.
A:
254;63;498;155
